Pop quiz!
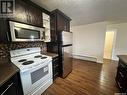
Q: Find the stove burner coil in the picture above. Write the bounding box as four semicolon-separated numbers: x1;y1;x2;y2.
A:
41;57;47;59
22;61;34;65
34;55;42;58
18;59;27;62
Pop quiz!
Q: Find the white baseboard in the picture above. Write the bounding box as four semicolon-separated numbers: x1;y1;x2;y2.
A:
97;60;103;64
73;54;97;62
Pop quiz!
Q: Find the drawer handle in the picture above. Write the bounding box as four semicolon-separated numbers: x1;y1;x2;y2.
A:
53;58;58;62
54;72;59;77
118;82;122;89
121;64;125;68
1;83;14;95
119;72;124;78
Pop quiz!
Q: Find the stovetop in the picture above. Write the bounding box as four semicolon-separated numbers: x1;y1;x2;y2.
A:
11;53;52;70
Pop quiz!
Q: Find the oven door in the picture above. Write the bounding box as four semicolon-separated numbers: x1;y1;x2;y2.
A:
20;61;52;95
9;21;44;42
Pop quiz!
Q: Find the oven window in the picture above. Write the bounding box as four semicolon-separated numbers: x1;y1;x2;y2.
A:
14;26;40;39
31;65;49;84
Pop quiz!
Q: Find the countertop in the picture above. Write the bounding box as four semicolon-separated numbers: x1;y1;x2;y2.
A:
0;58;19;86
43;52;58;58
118;55;127;65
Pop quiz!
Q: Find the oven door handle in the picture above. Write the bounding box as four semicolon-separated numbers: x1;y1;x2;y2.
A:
20;60;52;73
21;64;46;73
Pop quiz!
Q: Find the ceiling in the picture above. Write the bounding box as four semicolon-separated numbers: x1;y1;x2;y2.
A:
31;0;127;26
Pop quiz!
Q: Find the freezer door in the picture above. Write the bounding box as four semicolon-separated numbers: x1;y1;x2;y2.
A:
62;45;73;78
62;31;73;45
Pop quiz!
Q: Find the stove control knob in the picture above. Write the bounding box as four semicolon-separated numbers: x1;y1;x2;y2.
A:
27;49;30;51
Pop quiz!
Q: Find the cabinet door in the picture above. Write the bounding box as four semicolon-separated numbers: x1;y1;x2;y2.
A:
12;0;43;27
57;14;70;31
28;5;43;27
0;19;10;43
0;73;23;95
64;18;70;31
116;61;127;92
57;14;65;31
35;9;43;27
53;57;59;80
50;13;57;42
13;0;27;23
0;83;17;95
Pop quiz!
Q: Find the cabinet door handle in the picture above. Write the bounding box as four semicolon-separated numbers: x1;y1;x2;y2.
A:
54;65;59;68
1;83;14;95
53;58;58;62
121;63;125;68
54;72;58;77
27;15;29;22
119;72;124;78
29;15;31;23
118;82;122;89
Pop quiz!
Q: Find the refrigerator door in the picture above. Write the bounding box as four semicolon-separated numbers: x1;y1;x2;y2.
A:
62;31;73;45
62;45;73;78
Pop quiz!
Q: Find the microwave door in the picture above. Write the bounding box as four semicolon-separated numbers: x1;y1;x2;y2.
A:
9;21;44;42
14;28;41;41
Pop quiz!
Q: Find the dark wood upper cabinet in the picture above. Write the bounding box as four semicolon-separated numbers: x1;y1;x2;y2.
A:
27;4;43;26
0;18;10;43
50;9;71;42
57;14;70;31
50;13;57;42
57;14;65;31
64;18;70;31
13;0;27;23
11;0;43;27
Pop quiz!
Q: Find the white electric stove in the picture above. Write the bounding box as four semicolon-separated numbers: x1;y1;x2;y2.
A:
10;47;53;95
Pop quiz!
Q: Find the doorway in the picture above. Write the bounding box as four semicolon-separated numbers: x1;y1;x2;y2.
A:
103;31;116;60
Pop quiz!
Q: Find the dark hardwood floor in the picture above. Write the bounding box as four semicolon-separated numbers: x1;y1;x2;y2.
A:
42;59;119;95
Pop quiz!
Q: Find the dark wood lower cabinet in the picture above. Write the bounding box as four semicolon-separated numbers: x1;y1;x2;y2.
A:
52;57;59;81
116;59;127;93
0;72;23;95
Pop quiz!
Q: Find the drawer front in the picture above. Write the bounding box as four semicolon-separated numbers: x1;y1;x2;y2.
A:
53;57;59;67
0;74;18;95
116;80;127;92
52;57;59;80
53;67;59;80
53;66;59;75
117;71;127;83
53;57;59;63
119;60;127;69
116;67;127;92
118;66;127;78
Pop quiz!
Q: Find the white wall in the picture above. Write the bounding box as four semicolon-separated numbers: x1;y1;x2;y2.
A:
72;22;107;63
108;23;127;60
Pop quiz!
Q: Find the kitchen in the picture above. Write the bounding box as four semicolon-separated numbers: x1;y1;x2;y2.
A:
0;0;127;95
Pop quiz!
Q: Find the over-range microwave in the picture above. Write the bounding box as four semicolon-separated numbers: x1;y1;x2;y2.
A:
9;21;45;42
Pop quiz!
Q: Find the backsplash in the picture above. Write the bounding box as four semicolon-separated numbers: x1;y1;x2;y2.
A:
0;42;47;60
